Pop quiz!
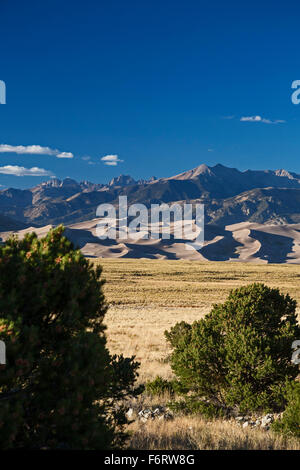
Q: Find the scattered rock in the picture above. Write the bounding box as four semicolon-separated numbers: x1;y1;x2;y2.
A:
137;406;173;422
234;412;275;431
126;408;134;419
129;403;278;431
235;416;245;422
261;414;274;427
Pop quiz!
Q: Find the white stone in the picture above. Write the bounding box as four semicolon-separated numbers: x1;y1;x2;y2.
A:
261;414;273;427
235;416;244;421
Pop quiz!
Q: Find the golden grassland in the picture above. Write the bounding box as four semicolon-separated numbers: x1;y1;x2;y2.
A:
128;414;300;450
99;258;300;308
130;416;300;450
124;393;300;450
97;259;300;382
94;259;300;450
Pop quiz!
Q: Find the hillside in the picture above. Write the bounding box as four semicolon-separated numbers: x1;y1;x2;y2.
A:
1;164;300;262
1;164;300;227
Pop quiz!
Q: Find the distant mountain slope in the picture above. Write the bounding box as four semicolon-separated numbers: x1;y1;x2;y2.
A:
0;213;30;232
167;163;300;197
205;187;300;225
1;164;300;227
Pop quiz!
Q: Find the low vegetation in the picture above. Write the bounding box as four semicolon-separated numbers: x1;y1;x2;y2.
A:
0;227;142;449
99;259;300;449
165;283;300;416
145;376;177;397
272;381;300;437
0;236;299;449
98;258;300;308
128;414;300;450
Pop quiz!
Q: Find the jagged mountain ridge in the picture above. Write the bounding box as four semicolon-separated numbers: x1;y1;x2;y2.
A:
1;164;300;227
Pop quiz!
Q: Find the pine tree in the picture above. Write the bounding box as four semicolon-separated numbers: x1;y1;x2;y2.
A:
165;283;300;415
0;226;142;449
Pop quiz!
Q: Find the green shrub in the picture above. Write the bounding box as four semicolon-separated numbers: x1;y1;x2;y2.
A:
272;381;300;437
167;397;226;418
145;376;177;396
165;283;300;416
0;226;142;449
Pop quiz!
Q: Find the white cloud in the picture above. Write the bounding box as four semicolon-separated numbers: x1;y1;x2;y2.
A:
101;154;123;166
56;152;73;159
82;156;91;161
0;165;54;176
0;144;74;158
240;116;285;124
240;115;262;122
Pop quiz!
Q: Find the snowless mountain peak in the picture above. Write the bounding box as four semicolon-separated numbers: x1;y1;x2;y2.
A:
109;175;137;187
274;169;295;179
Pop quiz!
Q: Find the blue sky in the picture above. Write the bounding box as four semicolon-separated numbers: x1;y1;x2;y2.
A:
0;0;300;189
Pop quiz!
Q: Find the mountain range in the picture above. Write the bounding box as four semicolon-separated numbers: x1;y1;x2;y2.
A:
2;164;300;263
1;163;300;227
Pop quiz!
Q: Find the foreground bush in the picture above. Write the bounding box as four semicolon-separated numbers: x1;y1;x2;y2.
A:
0;226;142;449
272;381;300;437
165;283;300;415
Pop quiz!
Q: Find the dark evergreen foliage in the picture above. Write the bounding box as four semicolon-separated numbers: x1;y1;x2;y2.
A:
0;226;142;449
165;283;300;415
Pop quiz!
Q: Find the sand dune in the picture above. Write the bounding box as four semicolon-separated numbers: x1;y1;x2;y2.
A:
2;219;300;263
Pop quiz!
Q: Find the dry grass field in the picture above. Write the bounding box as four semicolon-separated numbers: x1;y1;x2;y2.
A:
98;259;300;382
99;258;300;308
94;259;300;450
128;414;300;450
